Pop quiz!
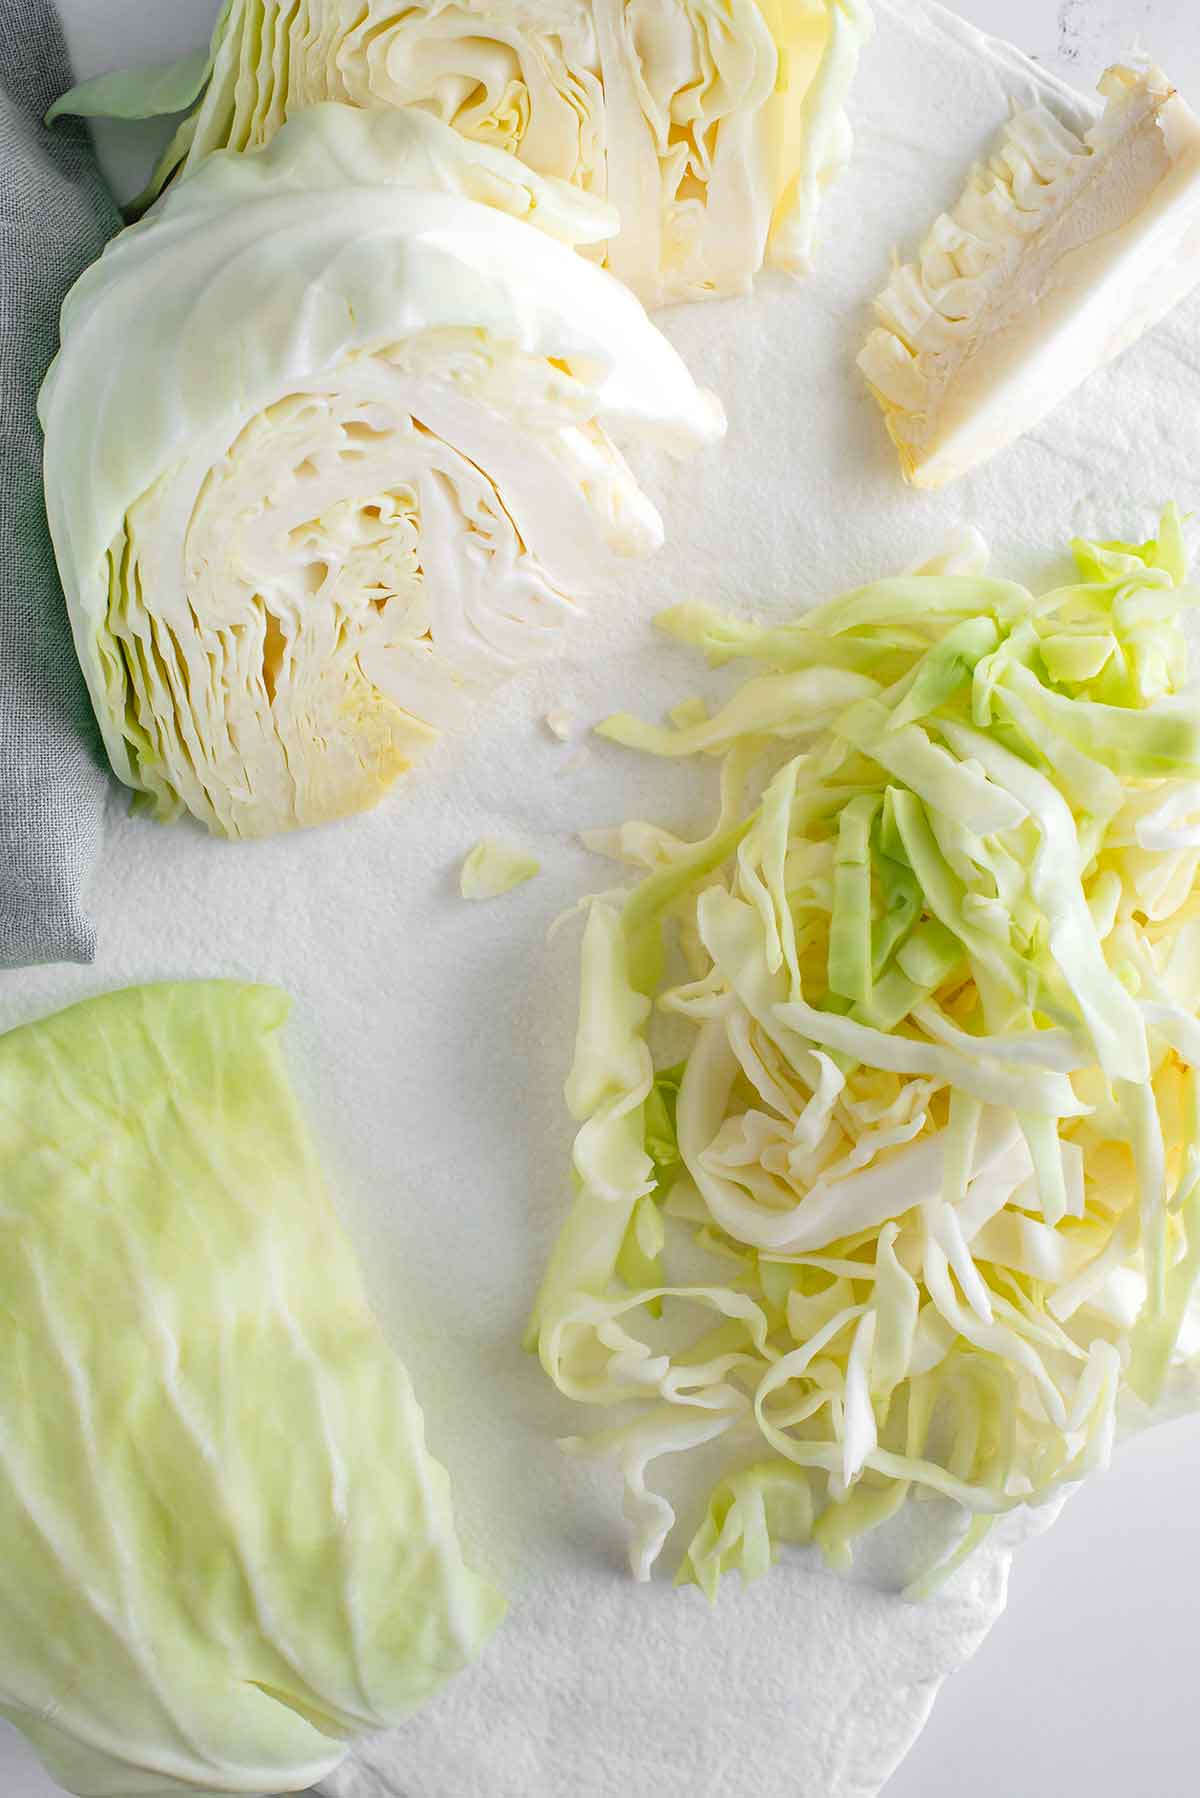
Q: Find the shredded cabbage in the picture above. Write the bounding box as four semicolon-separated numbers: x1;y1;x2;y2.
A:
0;983;503;1798
49;0;873;307
530;509;1200;1596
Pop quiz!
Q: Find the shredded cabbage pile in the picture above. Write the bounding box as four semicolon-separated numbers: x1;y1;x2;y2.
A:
529;511;1200;1596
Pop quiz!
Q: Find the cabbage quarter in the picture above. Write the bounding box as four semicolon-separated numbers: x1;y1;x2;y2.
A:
40;107;723;839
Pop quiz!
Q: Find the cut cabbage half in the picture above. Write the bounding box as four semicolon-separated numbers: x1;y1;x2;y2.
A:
0;982;502;1798
858;63;1200;488
39;106;723;839
530;510;1200;1594
50;0;874;306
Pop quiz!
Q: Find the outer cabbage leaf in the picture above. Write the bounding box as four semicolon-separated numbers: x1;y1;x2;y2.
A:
39;105;723;840
0;982;502;1798
50;0;874;306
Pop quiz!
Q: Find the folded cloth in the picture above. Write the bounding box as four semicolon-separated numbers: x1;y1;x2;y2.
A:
0;0;117;968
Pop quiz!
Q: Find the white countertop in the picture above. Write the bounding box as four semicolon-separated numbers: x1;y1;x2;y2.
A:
7;4;1200;1798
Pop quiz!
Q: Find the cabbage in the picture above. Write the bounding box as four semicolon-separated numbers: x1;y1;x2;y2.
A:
39;105;723;840
858;63;1200;487
0;982;502;1798
50;0;873;306
530;509;1200;1594
460;837;541;898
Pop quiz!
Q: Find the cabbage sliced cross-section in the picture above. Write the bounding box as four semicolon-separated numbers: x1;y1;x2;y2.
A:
39;106;723;838
50;0;874;306
0;981;503;1798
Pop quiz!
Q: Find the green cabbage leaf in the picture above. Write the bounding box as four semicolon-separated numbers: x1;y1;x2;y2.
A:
0;983;502;1797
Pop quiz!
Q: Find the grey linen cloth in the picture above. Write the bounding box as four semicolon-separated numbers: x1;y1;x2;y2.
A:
1;0;118;968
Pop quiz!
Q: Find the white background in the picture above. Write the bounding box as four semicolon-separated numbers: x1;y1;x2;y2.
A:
6;3;1200;1797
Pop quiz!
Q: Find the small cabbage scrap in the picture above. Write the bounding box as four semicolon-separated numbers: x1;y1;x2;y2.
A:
859;63;1200;487
529;509;1200;1596
50;0;873;307
461;837;541;897
0;982;503;1798
39;105;723;840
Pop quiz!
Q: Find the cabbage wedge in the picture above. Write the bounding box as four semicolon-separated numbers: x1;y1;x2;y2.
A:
530;511;1200;1595
50;0;874;306
39;106;723;839
0;982;503;1798
859;63;1200;487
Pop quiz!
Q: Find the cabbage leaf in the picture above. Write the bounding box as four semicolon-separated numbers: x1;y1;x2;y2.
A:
0;982;502;1798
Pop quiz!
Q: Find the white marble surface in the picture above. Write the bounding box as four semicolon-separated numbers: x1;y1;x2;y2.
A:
4;4;1200;1798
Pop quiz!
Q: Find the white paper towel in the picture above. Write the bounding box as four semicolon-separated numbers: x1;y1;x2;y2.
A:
5;1;1198;1795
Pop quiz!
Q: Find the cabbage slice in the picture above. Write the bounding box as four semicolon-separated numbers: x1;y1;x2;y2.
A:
858;63;1200;487
50;0;873;306
39;106;723;840
530;510;1200;1594
0;982;503;1798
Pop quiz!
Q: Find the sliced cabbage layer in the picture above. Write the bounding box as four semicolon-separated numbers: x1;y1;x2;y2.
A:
0;982;503;1798
50;0;873;306
530;510;1200;1595
859;63;1200;488
39;106;723;839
